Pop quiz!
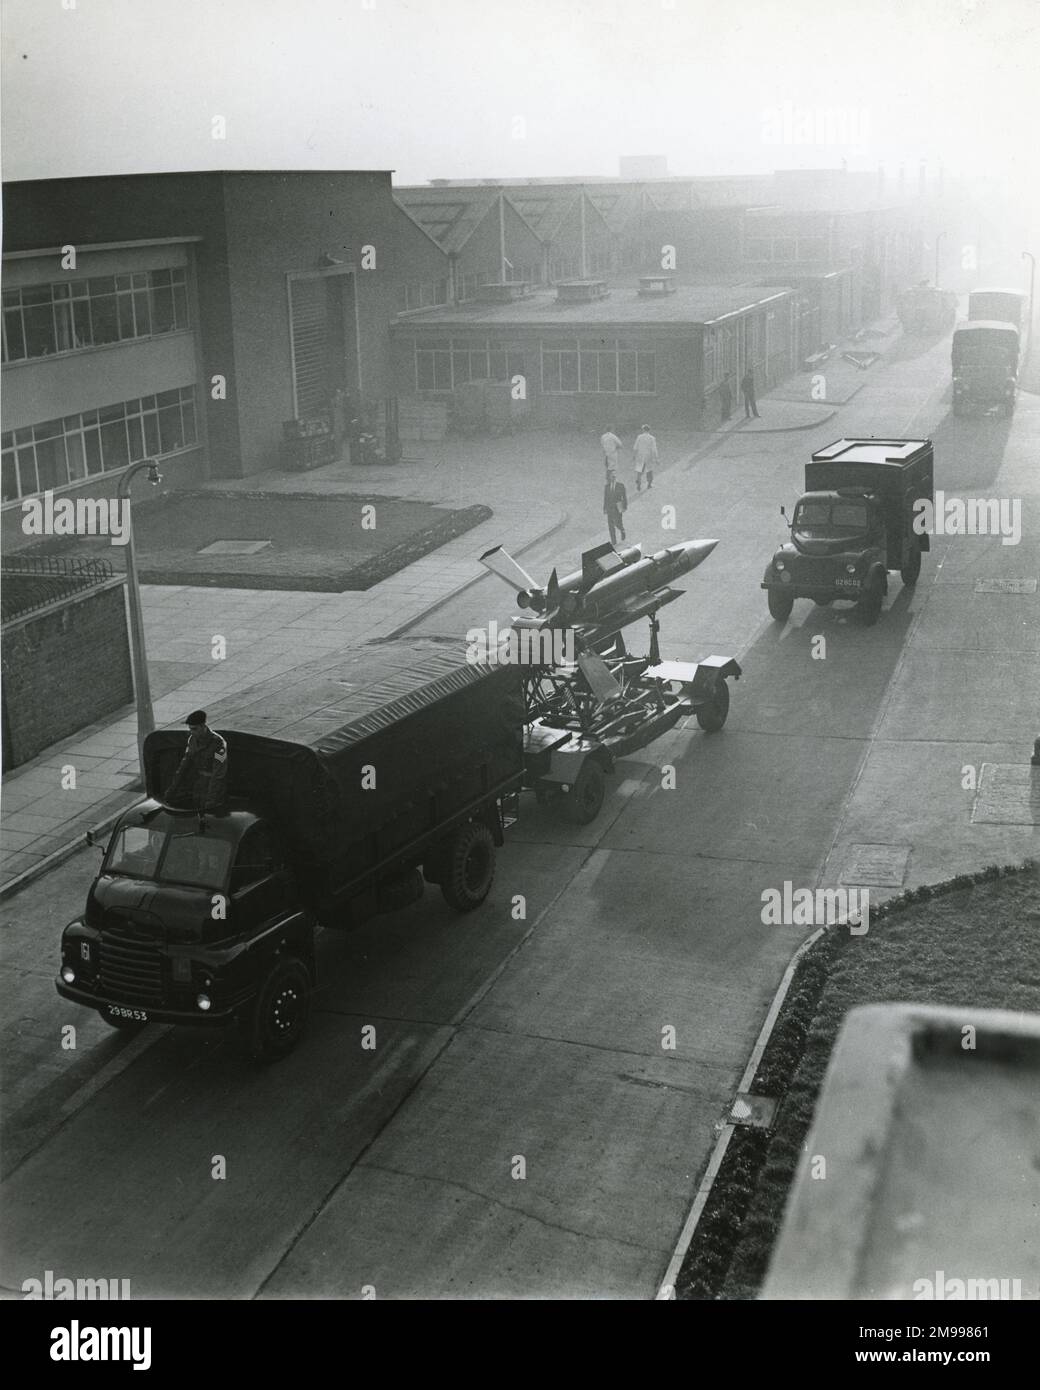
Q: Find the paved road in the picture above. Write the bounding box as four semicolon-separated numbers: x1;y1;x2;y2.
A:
2;330;1036;1299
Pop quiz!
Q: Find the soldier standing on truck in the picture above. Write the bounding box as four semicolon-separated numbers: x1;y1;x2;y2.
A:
166;710;228;812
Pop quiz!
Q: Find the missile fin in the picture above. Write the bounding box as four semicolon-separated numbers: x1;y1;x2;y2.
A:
480;544;539;593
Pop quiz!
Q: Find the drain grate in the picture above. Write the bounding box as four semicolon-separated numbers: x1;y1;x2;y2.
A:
840;844;911;887
973;578;1037;595
971;763;1040;826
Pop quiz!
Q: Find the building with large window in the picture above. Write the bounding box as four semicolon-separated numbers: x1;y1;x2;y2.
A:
2;170;449;549
392;279;795;430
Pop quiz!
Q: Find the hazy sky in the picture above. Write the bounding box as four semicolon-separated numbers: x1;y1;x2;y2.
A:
1;0;1038;195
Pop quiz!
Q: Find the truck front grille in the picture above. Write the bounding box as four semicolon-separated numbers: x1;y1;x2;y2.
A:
98;926;164;1004
789;558;838;586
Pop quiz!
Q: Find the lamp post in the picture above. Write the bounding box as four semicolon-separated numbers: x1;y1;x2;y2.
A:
934;230;946;288
118;459;162;785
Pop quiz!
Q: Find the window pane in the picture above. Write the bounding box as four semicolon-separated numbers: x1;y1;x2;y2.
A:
84;429;104;476
72;299;92;348
417;354;435;390
150;286;174;333
181;393;197;445
597;352;617;393
126;414;146;461
4;308;26;361
66;432;87;481
452;351;471;385
637;355;655;393
16;446;39;496
99;403;124;424
117;291;137;339
143;411;161;455
155;389;181;409
91;293;119;344
1;453;19;502
23;304;56;357
619;351;637;392
35;436;68;489
101;419;130;470
158;405;185;453
21;286;50;305
560;353;578;392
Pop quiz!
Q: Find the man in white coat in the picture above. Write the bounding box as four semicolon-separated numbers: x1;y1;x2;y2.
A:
600;427;623;473
633;425;659;491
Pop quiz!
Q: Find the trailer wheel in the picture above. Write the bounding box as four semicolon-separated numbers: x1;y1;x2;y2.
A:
238;957;311;1063
900;536;922;586
440;821;496;912
767;589;794;623
857;575;885;626
563;759;606;825
695;678;730;732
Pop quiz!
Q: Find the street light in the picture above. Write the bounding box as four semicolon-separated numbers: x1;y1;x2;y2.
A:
934;230;946;288
118;459;162;785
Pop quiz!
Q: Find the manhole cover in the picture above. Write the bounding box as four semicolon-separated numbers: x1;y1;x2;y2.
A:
973;578;1037;595
972;763;1040;825
728;1093;778;1131
840;844;910;886
197;540;273;556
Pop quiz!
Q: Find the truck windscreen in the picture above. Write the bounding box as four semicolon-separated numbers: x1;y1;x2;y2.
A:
794;501;870;538
106;824;232;889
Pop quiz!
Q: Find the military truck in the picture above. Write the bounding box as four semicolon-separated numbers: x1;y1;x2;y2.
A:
57;639;525;1061
952;320;1019;416
762;438;934;626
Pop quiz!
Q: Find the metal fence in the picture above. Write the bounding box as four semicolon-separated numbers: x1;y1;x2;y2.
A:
1;552;118;624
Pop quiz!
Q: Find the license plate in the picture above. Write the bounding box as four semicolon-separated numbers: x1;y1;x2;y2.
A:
107;1005;148;1023
835;577;860;588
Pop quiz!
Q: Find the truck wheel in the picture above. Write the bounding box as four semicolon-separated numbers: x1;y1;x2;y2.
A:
857;577;884;626
440;821;495;912
563;759;606;825
767;589;794;623
900;537;922;586
695;678;730;732
238;957;310;1063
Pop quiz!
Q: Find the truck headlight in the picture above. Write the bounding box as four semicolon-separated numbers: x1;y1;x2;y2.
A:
846;563;857;574
774;558;785;571
196;993;212;1011
61;966;76;984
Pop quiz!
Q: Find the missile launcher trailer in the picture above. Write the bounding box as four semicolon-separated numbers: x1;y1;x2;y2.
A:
57;639;525;1061
762;438;934;626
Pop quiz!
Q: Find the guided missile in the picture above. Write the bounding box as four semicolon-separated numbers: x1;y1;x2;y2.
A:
480;538;719;632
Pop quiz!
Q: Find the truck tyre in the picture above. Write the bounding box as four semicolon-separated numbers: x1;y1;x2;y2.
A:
238;957;311;1063
857;575;885;626
900;536;922;586
440;821;496;912
695;678;730;732
767;589;794;623
563;759;606;825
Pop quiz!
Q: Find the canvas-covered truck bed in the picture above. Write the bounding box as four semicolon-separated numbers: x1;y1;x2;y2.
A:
144;637;526;919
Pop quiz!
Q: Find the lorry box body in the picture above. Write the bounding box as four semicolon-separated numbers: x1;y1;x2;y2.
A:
144;637;526;915
951;320;1020;413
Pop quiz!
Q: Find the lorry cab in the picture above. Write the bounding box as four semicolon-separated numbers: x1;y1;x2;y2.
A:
787;491;885;556
57;798;314;1052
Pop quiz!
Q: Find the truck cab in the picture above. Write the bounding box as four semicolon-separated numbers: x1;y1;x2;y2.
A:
762;438;933;627
57;799;315;1053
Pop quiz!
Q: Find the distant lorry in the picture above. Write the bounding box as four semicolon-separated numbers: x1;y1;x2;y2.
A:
897;284;958;334
951;320;1020;416
762;438;934;626
57;639;525;1061
968;287;1029;343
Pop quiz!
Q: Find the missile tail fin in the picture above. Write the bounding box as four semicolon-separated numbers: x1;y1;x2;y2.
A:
480;545;539;592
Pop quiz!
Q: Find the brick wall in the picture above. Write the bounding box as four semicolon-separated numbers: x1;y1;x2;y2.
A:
2;580;133;769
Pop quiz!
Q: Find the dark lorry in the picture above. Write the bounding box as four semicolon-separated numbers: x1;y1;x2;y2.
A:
951;320;1019;416
57;639;524;1061
762;438;933;626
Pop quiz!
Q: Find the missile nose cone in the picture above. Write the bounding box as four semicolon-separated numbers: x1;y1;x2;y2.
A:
679;539;719;571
